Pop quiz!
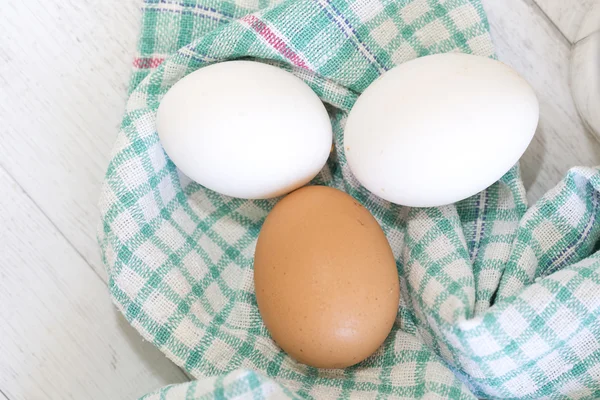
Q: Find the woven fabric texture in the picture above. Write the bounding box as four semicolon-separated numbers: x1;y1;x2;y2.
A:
98;0;600;398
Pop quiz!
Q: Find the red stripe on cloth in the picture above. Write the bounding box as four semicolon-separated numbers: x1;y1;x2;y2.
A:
133;57;165;69
241;15;309;70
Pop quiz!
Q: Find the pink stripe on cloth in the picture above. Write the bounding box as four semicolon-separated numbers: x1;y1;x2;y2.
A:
133;57;166;69
241;15;310;70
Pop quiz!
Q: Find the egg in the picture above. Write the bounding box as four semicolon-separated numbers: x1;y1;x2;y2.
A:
254;186;400;369
344;53;539;207
157;61;332;199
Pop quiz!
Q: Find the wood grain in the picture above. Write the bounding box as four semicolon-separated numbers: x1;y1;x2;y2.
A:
0;2;192;397
534;0;598;42
0;0;143;281
0;166;188;400
483;0;600;204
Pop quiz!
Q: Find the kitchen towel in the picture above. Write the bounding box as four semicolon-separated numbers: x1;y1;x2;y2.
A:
98;0;600;398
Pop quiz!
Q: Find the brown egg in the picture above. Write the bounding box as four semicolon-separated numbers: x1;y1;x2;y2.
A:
254;185;400;369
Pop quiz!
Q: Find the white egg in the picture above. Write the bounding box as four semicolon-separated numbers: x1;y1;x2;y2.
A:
157;61;332;199
344;53;539;207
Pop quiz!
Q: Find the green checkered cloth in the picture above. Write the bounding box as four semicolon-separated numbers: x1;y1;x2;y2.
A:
98;0;600;398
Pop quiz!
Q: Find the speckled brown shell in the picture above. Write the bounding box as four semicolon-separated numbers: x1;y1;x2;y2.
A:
254;185;400;369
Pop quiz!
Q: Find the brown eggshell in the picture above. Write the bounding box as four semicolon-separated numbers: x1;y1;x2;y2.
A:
254;185;400;369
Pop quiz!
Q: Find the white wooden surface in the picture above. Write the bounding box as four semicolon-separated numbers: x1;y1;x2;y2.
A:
535;0;597;42
571;3;600;139
0;168;187;400
0;0;143;281
0;0;597;399
0;1;189;399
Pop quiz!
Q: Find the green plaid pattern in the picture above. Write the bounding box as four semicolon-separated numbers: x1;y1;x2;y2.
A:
98;0;600;398
139;370;297;399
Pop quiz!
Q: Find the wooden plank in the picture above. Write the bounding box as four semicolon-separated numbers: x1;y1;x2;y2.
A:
534;0;598;42
0;0;143;280
574;1;600;42
483;0;600;203
0;167;188;400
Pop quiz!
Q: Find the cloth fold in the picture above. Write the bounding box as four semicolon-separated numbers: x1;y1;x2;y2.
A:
98;0;600;398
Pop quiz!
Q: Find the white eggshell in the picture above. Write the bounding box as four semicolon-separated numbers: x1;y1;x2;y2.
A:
344;53;539;207
157;61;332;199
